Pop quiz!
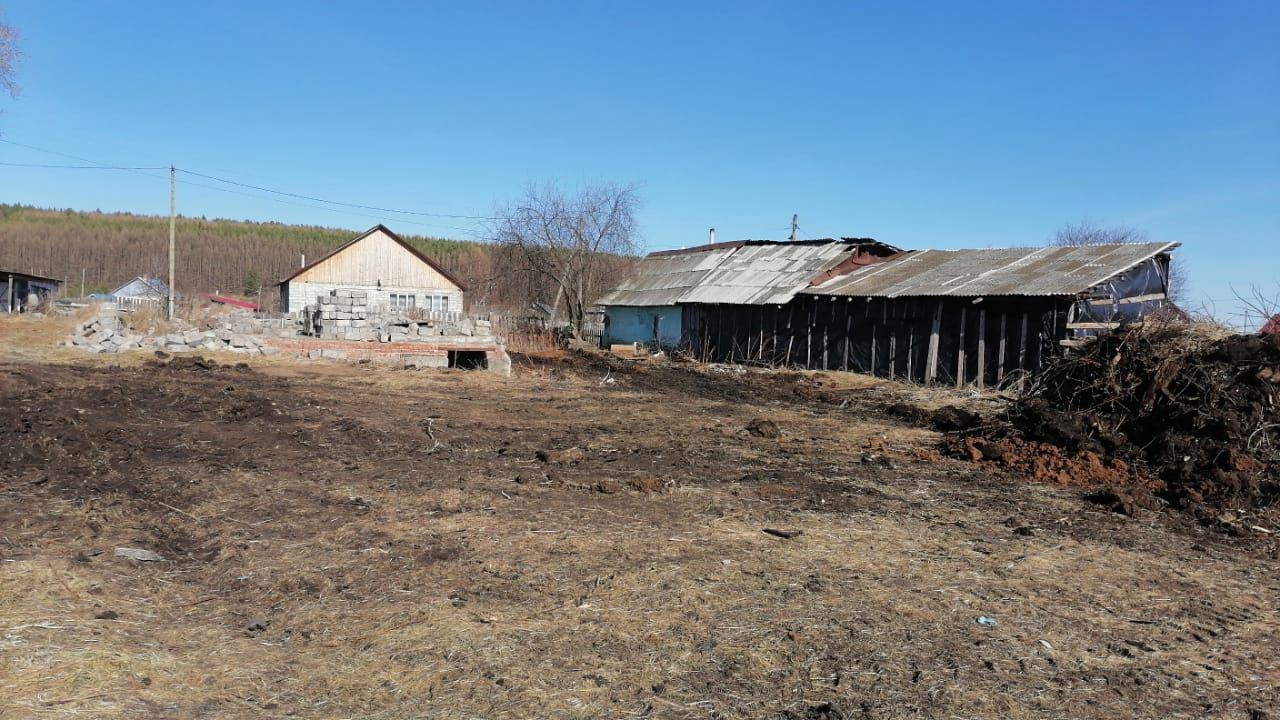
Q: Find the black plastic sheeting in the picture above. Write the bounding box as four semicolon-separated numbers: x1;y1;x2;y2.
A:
1071;256;1171;337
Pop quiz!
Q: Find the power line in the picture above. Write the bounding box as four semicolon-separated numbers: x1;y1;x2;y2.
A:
172;174;487;238
0;161;167;170
176;168;498;221
1;137;495;236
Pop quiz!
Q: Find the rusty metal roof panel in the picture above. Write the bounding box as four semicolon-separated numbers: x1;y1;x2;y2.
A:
808;242;1178;298
594;246;740;306
677;242;858;305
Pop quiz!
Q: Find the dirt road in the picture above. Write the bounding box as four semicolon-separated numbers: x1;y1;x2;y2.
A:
1;324;1276;718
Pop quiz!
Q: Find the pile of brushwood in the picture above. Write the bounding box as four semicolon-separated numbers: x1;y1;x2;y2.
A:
961;323;1280;522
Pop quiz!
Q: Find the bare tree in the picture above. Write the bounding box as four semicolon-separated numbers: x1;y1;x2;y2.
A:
0;10;20;99
1052;221;1187;305
493;183;640;336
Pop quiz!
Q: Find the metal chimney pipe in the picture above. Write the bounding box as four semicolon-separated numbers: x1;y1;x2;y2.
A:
709;228;716;245
301;254;306;268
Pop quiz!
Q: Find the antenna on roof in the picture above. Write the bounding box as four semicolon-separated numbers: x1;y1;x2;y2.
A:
789;214;799;242
709;228;715;245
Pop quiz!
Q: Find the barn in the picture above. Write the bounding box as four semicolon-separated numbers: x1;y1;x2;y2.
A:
597;238;901;346
277;225;466;314
684;242;1179;386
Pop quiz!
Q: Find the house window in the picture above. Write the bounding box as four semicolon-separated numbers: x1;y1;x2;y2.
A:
439;296;450;313
390;294;417;310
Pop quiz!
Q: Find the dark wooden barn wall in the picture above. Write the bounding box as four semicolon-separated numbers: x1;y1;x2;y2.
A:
682;296;1067;387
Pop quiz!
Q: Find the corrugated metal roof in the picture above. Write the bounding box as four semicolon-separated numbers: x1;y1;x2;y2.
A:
678;242;858;305
594;246;739;306
807;243;1178;298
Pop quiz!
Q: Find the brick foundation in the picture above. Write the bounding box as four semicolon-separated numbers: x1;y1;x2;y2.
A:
263;338;511;375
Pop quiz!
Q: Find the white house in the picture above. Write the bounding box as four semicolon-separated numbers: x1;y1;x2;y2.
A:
111;276;170;306
277;225;466;314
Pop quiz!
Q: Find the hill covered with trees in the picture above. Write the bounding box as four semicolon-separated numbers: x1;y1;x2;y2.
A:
0;205;565;311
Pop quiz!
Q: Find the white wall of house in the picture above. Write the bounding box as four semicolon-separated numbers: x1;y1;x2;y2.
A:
285;281;463;314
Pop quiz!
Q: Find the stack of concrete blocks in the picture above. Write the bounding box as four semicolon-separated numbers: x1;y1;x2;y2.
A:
68;303;280;356
301;289;497;344
69;305;146;354
303;289;373;341
158;329;279;356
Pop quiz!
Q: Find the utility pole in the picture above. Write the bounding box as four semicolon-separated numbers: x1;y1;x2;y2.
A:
80;268;85;300
168;165;176;320
789;214;799;242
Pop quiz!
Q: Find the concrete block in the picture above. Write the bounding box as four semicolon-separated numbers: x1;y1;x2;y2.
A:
307;349;324;359
165;333;185;345
320;348;346;359
229;334;251;348
183;330;204;345
403;354;449;369
486;350;513;376
389;333;409;343
260;346;281;356
335;289;352;298
167;344;193;353
352;319;367;328
380;333;392;343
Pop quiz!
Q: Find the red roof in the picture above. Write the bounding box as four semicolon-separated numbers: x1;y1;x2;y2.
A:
1262;315;1280;335
205;294;260;310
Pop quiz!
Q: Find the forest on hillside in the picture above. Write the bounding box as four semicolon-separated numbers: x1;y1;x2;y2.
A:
0;205;629;313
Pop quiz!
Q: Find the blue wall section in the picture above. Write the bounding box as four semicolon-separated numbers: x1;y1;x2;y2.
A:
603;306;683;346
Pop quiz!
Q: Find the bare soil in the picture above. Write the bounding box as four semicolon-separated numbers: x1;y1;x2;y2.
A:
1;315;1277;719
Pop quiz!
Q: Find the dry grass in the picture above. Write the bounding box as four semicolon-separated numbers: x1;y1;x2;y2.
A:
0;317;1277;719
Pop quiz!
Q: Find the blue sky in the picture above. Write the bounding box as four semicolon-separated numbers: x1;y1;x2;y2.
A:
2;1;1277;323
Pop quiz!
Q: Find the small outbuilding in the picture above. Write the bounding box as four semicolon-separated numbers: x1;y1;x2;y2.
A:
277;225;466;315
1;270;62;313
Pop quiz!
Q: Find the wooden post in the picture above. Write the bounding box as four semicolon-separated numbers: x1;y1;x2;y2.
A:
996;313;1007;383
976;308;986;389
926;300;942;385
843;302;852;371
168;165;176;321
869;303;878;376
906;306;914;381
1017;312;1029;390
956;307;967;388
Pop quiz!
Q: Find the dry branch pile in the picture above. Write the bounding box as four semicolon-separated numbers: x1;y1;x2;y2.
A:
962;323;1280;522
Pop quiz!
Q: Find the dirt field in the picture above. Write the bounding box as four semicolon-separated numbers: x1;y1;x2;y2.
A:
1;314;1277;719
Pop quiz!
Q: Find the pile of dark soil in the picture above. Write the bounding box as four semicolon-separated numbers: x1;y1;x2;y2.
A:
958;324;1280;521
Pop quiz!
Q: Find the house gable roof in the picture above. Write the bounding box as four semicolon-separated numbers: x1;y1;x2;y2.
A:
111;276;170;298
277;224;468;292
